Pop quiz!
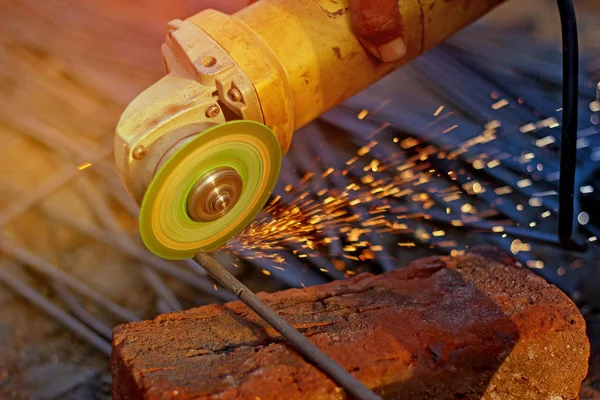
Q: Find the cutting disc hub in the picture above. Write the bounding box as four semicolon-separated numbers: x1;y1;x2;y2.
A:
187;167;243;222
139;120;281;260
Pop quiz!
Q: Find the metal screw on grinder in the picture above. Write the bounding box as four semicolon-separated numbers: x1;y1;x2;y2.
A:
227;88;242;102
205;104;220;118
132;145;147;160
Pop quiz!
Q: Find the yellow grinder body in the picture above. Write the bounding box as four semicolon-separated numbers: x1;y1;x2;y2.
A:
114;0;505;259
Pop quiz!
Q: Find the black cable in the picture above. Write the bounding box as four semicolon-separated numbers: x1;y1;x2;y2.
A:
556;0;579;245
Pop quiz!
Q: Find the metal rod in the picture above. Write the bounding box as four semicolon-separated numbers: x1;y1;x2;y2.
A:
0;236;142;322
0;164;83;228
0;105;140;217
77;178;182;311
142;268;183;311
52;281;114;339
0;267;112;356
194;251;381;400
0;147;113;228
42;203;235;302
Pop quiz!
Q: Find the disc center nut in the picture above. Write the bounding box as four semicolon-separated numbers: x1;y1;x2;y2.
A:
187;167;243;222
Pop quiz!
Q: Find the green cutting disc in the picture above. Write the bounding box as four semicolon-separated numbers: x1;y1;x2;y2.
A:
139;120;281;260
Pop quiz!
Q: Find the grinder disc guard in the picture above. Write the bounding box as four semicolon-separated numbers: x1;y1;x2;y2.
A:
139;120;281;259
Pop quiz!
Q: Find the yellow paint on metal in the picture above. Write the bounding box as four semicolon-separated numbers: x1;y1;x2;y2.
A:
187;0;505;152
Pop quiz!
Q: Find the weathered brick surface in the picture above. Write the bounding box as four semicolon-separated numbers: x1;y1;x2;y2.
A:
111;251;590;399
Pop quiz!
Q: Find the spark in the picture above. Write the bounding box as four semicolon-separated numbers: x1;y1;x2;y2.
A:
522;152;535;160
486;120;501;130
217;81;594;278
539;117;560;128
77;162;92;170
491;99;509;110
495;186;513;195
461;204;474;213
517;179;532;188
510;239;531;255
526;260;544;269
535;136;556;147
442;125;458;134
346;156;358;165
357;141;378;156
400;138;418;149
520;123;536;133
487;159;500;168
528;198;543;207
357;109;369;120
472;159;485;169
398;242;416;247
322;168;334;178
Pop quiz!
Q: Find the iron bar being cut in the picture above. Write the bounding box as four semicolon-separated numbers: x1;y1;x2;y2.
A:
194;251;382;400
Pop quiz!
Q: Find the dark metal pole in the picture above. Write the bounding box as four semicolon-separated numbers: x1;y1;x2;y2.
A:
194;251;381;400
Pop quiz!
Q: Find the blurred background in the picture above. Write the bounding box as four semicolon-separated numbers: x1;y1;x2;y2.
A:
1;0;599;398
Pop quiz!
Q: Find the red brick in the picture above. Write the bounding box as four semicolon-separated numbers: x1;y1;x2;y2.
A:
111;251;589;399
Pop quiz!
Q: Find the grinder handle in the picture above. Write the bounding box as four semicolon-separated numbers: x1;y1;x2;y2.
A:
187;0;506;151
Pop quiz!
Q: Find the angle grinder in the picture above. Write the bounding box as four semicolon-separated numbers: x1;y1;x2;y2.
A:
115;0;504;259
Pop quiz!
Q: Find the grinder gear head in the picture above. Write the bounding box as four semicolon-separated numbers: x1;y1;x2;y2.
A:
115;20;281;259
